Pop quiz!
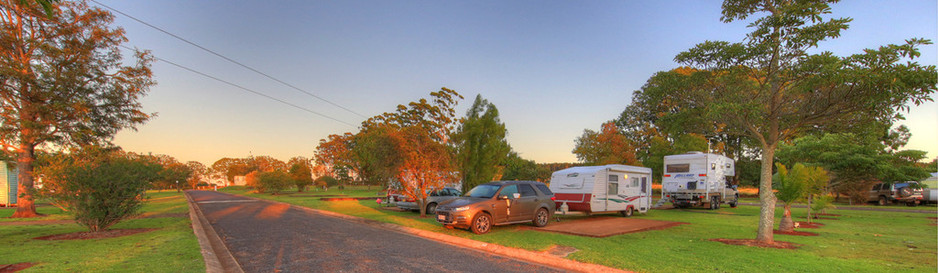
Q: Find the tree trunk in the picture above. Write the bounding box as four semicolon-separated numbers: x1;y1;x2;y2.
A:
806;195;813;223
11;144;39;218
755;145;777;243
417;198;426;217
779;204;794;232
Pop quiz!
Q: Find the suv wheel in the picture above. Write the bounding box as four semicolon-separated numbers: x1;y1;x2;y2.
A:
426;203;437;214
877;196;887;206
533;208;550;227
470;212;492;234
621;207;633;217
729;194;738;208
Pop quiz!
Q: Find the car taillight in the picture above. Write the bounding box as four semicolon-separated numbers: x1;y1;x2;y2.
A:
406;198;415;202
550;196;556;201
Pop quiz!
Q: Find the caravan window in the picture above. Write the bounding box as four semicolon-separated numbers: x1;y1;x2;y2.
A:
608;175;618;182
666;164;690;173
631;177;640;188
607;183;618;195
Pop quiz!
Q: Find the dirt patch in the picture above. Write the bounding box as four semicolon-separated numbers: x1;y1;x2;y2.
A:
809;217;839;220
710;238;798;249
33;228;157;240
773;229;819;236
543;245;579;258
535;216;687;237
795;222;824;228
320;197;380;201
0;262;35;272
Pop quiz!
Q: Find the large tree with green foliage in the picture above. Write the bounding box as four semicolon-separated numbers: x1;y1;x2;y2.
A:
776;130;930;204
1;0;155;217
287;156;313;192
658;0;936;243
452;94;509;193
501;151;540;181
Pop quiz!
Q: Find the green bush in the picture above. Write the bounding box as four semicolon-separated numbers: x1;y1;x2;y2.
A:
41;147;161;232
256;171;292;194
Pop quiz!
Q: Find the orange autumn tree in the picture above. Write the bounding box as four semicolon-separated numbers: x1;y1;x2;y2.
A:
572;121;639;166
358;88;463;217
391;125;458;217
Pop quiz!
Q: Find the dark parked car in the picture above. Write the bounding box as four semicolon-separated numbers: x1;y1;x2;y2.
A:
435;181;555;234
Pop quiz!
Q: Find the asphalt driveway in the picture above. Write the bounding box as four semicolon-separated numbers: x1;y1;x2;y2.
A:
188;190;562;273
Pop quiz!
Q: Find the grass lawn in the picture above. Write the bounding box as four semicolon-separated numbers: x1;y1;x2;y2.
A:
225;186;937;273
0;191;204;272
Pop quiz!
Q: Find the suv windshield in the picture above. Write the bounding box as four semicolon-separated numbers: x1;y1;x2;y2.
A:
465;184;501;198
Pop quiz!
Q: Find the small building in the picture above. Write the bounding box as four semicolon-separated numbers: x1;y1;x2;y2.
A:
0;164;17;206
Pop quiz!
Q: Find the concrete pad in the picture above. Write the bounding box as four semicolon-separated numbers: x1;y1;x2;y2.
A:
535;216;688;238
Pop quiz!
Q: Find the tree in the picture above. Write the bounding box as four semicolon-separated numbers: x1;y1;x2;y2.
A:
773;163;828;232
287;156;313;192
359;88;463;217
1;0;155;218
658;0;936;243
255;171;292;194
253;156;286;172
211;157;257;185
186;161;209;188
314;133;356;185
393;125;459;217
501;151;540;181
452;95;510;193
776;132;931;204
351;124;402;188
40;146;161;232
573;122;639;166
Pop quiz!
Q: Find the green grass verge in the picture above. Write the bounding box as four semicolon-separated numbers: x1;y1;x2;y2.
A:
0;191;204;272
226;186;937;273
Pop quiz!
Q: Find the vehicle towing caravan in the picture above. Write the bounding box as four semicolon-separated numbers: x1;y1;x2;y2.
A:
659;152;738;209
549;164;652;217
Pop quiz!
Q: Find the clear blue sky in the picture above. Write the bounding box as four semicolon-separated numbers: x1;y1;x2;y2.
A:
104;0;938;165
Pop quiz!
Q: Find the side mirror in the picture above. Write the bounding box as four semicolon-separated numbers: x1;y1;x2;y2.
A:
512;193;521;199
498;195;509;200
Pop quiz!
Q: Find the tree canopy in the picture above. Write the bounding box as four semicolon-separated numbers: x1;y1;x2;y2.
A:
452;94;510;193
1;0;156;217
651;0;936;244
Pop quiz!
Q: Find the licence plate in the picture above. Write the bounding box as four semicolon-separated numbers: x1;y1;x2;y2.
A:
437;214;445;221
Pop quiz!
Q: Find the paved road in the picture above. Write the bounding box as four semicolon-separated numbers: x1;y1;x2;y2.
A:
188;191;562;273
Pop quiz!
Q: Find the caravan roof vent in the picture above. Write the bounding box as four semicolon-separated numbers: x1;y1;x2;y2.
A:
686;151;703;154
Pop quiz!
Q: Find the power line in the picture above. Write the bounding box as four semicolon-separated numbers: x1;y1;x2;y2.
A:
121;45;357;128
90;0;367;119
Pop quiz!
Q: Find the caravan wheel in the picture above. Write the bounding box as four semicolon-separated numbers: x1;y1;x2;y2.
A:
620;207;634;217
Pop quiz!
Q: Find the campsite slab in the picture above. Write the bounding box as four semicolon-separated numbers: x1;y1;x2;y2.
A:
535;216;687;237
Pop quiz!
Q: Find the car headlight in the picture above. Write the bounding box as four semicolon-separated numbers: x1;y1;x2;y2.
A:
453;206;469;212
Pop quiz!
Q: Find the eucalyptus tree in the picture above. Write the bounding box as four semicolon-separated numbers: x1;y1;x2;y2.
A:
452;95;509;193
1;0;155;217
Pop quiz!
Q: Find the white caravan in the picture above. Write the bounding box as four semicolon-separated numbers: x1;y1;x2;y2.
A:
661;152;738;209
549;164;652;217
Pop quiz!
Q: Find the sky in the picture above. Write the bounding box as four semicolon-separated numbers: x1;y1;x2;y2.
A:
100;0;938;166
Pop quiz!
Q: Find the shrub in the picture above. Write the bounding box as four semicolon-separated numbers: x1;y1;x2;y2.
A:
256;171;292;194
41;147;161;232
